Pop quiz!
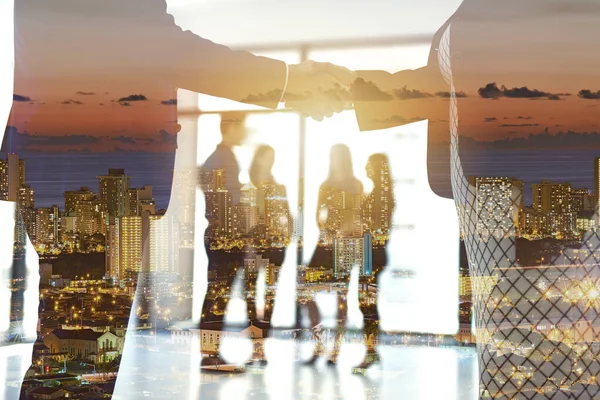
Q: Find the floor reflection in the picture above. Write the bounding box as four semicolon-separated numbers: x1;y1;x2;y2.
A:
0;331;478;400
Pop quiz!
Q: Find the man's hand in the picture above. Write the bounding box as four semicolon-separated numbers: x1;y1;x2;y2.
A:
283;61;357;121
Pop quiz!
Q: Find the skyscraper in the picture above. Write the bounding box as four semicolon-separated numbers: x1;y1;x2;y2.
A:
0;154;29;244
148;213;179;273
572;188;595;216
64;187;101;236
35;205;61;247
119;215;144;279
3;153;26;202
333;233;373;278
469;176;524;240
106;217;120;280
532;180;575;236
17;184;36;244
97;168;130;218
365;154;393;238
127;185;155;216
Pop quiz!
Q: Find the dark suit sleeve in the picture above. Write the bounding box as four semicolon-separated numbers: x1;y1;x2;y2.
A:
138;0;287;109
352;19;453;132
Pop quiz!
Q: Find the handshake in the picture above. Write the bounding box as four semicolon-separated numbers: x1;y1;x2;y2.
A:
283;60;358;121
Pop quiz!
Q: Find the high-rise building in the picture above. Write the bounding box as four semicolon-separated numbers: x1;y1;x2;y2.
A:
204;190;232;239
97;169;130;218
364;155;393;237
148;213;179;273
232;203;258;237
244;254;270;282
17;184;36;244
0;154;29;243
119;215;144;279
64;187;101;236
520;206;547;237
532;180;575;236
106;217;120;280
333;233;373;278
61;214;78;249
1;153;26;202
571;188;595;216
108;210;176;281
468;176;524;240
35;205;61;246
126;185;155;216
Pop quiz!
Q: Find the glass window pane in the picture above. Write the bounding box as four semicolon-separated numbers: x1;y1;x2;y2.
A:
308;45;431;73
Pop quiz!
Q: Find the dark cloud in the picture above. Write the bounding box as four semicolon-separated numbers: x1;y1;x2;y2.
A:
478;82;561;100
499;123;540;127
578;89;600;100
517;116;533;120
1;126;100;152
120;102;131;107
393;86;433;100
112;136;136;144
76;91;96;96
240;89;284;104
99;103;104;106
435;91;467;98
160;99;177;106
456;130;600;151
370;115;429;125
159;129;177;145
484;117;497;122
118;94;147;102
61;99;83;105
13;94;31;102
351;78;393;101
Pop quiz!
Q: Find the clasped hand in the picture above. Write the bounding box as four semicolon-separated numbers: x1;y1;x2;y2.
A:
283;60;357;121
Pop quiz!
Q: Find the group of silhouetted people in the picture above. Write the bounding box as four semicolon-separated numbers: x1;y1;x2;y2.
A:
198;111;395;365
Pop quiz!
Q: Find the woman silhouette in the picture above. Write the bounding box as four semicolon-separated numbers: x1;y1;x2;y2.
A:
311;144;365;363
248;145;292;322
317;144;364;242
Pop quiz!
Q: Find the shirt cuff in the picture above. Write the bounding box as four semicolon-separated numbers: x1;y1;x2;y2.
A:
279;63;289;103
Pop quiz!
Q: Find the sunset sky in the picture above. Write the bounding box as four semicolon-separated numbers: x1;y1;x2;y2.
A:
5;0;600;152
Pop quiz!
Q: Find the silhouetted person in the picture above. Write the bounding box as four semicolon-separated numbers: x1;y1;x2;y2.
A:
198;112;249;327
309;144;363;363
247;144;292;322
201;111;248;204
316;144;364;242
358;153;395;365
248;145;322;357
349;0;600;397
2;0;355;387
249;144;293;245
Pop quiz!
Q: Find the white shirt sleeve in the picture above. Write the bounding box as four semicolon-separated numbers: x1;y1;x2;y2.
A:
278;63;289;103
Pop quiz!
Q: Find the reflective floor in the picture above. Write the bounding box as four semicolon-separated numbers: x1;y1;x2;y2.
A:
2;335;479;400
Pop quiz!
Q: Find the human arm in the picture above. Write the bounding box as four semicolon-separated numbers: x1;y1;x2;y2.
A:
351;19;453;131
121;0;286;108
